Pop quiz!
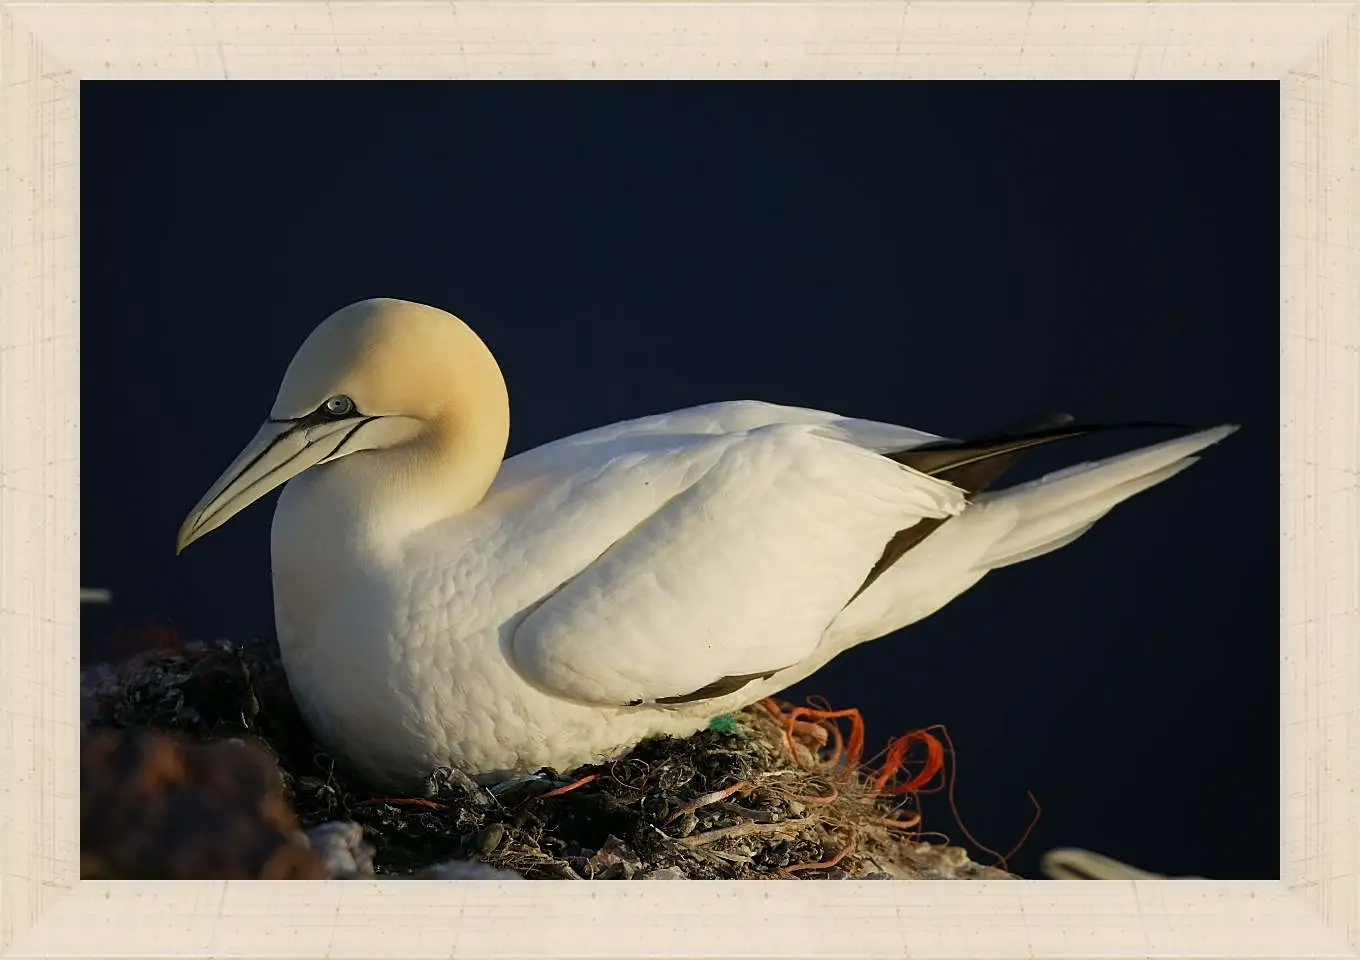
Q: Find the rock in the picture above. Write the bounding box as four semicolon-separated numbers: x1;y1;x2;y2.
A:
414;860;526;880
863;841;1015;881
81;726;327;880
474;822;506;856
584;835;640;879
425;766;499;811
303;820;376;879
642;866;690;879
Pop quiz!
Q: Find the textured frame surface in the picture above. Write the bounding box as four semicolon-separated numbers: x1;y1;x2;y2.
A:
0;2;1352;958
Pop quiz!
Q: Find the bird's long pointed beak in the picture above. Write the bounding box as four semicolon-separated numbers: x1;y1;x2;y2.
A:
176;417;356;554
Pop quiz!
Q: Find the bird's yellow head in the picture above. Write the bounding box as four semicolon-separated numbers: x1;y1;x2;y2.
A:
176;297;509;553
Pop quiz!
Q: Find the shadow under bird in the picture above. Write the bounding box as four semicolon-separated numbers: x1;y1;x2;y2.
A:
177;298;1236;788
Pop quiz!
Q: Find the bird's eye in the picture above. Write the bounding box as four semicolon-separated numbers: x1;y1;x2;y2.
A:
324;395;355;417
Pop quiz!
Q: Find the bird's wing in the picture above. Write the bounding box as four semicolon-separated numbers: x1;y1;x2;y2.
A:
500;420;964;708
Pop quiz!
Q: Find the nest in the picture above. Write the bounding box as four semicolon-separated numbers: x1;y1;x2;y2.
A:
81;635;1015;880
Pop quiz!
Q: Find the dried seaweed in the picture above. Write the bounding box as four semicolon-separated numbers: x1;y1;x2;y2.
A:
82;635;1014;880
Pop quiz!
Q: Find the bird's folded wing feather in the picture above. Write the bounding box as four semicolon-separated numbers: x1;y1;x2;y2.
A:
497;400;945;486
505;420;965;708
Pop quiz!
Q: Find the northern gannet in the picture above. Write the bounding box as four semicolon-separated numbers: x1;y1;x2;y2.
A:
177;298;1236;787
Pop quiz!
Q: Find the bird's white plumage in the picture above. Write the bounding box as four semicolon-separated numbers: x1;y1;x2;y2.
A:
177;299;1237;787
267;405;966;782
508;420;963;707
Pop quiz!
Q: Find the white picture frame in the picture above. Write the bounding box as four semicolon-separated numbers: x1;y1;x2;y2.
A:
1;2;1350;957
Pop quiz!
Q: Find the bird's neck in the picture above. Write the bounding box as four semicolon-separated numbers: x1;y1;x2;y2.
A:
407;399;512;525
278;397;511;561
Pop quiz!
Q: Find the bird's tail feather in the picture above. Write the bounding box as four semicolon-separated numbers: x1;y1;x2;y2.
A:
971;424;1236;571
830;421;1236;649
979;458;1193;569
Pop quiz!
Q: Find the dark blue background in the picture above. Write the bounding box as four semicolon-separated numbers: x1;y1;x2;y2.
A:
81;81;1279;880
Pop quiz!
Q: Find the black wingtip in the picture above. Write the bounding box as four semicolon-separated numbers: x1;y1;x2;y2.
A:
890;417;1207;495
966;412;1077;443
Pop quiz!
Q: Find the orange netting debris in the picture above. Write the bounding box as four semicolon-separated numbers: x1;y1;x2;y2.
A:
757;696;944;794
757;695;1040;872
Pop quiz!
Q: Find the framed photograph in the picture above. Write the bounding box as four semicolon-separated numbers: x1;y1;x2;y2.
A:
3;3;1351;958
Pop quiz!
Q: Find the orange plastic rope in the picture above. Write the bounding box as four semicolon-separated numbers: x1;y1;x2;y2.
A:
871;729;946;796
535;773;599;801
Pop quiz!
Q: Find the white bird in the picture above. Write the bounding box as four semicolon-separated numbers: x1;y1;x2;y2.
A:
177;298;1236;788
